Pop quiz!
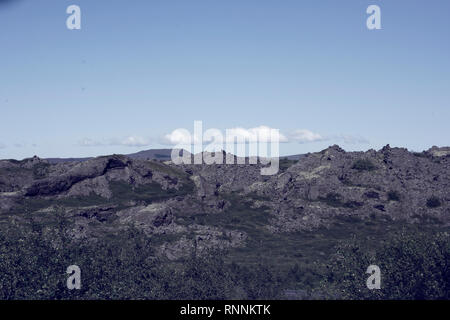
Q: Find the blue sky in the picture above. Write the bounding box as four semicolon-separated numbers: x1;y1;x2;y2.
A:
0;0;449;159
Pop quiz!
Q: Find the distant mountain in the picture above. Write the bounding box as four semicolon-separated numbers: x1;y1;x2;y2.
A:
45;149;173;164
125;148;173;161
45;148;305;164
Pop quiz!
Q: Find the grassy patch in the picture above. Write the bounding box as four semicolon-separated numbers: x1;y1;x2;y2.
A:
224;212;448;291
109;181;193;205
10;180;195;215
10;194;108;214
55;194;108;207
316;193;363;209
318;192;343;207
147;161;190;179
180;193;271;233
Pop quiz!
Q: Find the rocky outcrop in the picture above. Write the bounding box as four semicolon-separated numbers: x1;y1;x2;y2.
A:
1;145;449;259
0;156;50;192
159;225;247;260
243;145;450;231
117;202;180;234
17;155;190;199
24;155;131;196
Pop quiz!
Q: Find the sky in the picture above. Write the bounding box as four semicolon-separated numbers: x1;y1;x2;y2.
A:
0;0;449;159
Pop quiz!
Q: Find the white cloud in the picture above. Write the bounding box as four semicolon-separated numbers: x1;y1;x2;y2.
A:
163;128;199;145
333;134;370;144
288;130;369;145
0;143;37;149
225;126;288;143
78;130;369;149
78;138;100;147
163;126;288;145
109;136;152;147
78;136;152;147
289;129;324;144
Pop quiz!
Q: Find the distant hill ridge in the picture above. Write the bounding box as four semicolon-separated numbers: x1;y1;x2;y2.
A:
45;149;174;164
43;148;306;164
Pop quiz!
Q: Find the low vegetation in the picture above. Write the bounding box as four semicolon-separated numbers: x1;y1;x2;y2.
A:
426;196;442;208
387;190;401;201
1;209;448;299
351;159;377;171
279;158;298;172
318;192;363;209
0;222;285;300
321;230;450;299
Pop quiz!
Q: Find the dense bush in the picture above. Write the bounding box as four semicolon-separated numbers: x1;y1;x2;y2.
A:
1;220;448;300
387;190;401;201
161;257;285;300
351;159;377;171
364;191;380;199
426;196;442;208
0;222;286;300
318;193;363;209
0;224;162;299
320;230;450;299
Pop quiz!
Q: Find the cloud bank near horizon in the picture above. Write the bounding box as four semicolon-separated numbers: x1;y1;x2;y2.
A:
163;125;289;145
78;136;152;148
162;126;367;146
75;127;369;150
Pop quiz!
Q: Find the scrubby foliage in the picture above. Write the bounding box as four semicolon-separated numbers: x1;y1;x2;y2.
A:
1;219;448;300
0;223;162;299
0;221;286;300
426;196;442;208
351;159;377;171
387;190;401;201
320;230;450;300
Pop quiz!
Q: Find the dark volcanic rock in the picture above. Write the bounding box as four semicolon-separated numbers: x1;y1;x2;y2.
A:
1;145;449;245
241;145;450;231
25;155;131;196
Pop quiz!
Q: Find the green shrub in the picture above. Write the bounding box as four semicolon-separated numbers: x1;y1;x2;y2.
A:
387;190;401;201
426;196;442;208
320;230;450;299
0;223;162;300
352;159;377;171
364;191;380;199
0;221;287;300
279;158;298;171
412;152;428;158
318;193;363;209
